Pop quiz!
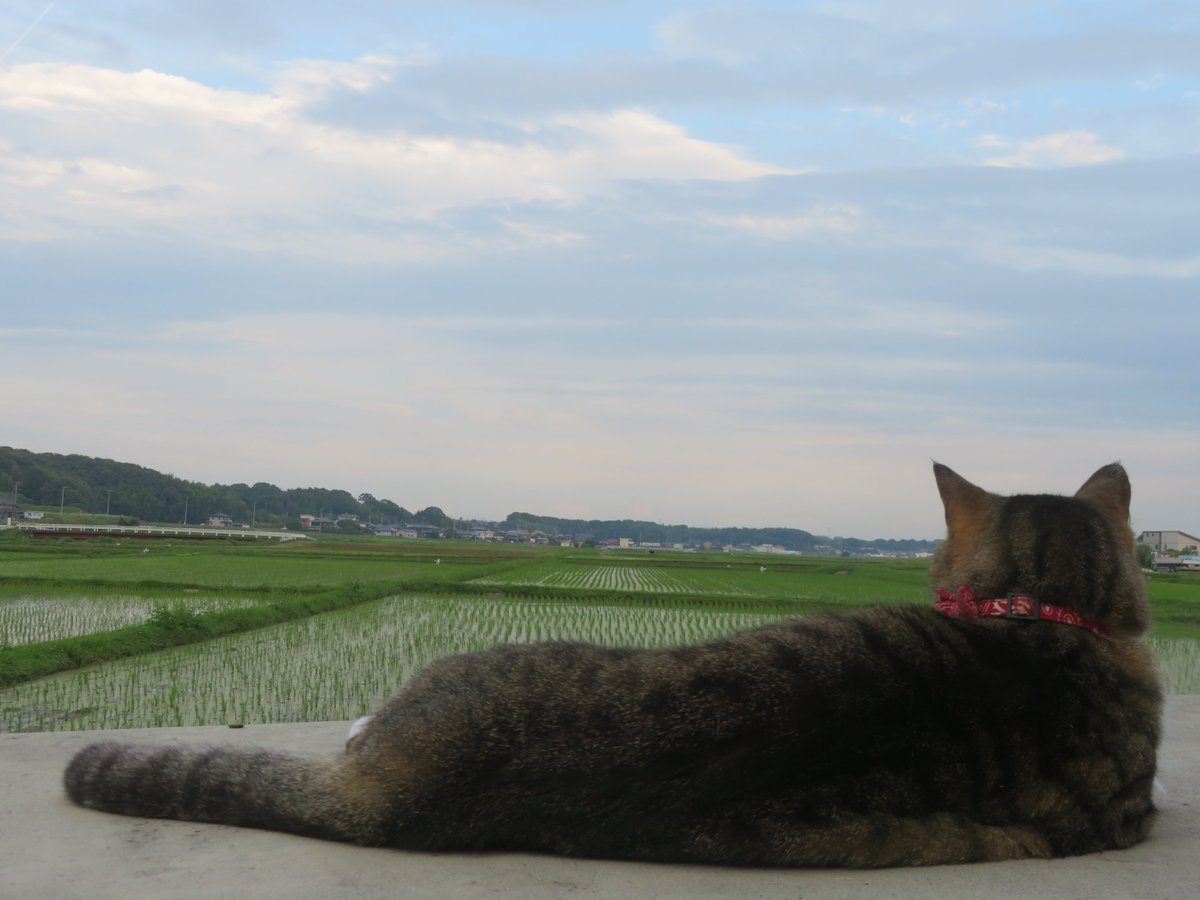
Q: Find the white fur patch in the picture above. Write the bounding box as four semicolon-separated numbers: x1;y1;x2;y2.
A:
347;715;375;740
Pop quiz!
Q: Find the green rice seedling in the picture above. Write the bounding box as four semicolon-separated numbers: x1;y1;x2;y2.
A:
1149;638;1200;693
0;594;790;732
0;593;262;646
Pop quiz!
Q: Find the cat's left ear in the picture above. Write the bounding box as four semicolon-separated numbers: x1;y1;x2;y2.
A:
1075;463;1132;525
933;462;991;538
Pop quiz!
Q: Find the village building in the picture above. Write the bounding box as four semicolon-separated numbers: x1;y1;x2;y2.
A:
1139;530;1200;553
1;498;22;523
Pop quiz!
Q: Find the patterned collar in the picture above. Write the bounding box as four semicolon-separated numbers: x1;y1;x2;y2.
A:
934;584;1111;636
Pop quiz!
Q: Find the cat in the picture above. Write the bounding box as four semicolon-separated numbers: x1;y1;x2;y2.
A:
63;463;1161;867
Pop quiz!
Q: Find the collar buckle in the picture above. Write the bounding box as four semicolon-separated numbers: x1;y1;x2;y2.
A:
1004;593;1040;621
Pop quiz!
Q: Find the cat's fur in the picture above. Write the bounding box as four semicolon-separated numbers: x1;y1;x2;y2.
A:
64;463;1161;867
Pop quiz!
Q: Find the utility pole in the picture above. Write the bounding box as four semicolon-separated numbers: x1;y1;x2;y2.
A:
60;486;66;514
183;496;189;525
106;490;112;516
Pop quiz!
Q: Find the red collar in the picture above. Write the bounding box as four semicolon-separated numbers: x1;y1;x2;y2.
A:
934;585;1111;636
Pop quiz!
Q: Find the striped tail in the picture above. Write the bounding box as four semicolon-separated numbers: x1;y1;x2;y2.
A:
64;741;382;844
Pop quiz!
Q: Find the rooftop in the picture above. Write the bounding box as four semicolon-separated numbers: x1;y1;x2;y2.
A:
3;696;1197;900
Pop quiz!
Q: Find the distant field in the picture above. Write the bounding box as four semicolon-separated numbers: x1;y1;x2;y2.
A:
0;543;490;589
1;535;1197;731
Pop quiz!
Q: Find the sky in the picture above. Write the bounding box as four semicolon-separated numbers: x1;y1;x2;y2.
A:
1;1;1197;540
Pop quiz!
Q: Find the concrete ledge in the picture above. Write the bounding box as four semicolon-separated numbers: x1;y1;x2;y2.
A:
3;696;1197;900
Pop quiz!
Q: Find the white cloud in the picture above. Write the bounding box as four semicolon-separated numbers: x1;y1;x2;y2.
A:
0;62;288;125
0;62;788;258
1134;72;1165;92
270;54;409;104
497;219;586;248
692;204;861;239
967;242;1200;279
978;130;1125;168
545;109;788;183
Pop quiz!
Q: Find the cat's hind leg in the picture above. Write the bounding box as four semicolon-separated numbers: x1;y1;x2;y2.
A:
762;812;1054;867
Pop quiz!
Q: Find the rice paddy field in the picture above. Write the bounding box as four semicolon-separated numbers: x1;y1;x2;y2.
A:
1;535;1198;732
0;591;265;646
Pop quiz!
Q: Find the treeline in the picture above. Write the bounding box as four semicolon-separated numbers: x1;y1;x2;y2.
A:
0;447;938;550
0;447;450;529
502;512;938;555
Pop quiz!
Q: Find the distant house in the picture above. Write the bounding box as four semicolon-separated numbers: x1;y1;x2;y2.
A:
298;514;336;530
208;513;233;527
1139;531;1200;553
0;498;22;522
22;510;44;520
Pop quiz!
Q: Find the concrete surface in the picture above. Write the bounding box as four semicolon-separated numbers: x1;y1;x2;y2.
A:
2;696;1196;900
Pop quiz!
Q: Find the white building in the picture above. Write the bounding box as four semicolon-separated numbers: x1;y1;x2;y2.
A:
1139;531;1200;553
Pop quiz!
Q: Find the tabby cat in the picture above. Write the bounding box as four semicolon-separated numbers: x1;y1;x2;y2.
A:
64;463;1161;867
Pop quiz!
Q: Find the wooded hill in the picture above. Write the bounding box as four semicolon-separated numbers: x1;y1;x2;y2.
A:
0;447;938;552
0;446;448;530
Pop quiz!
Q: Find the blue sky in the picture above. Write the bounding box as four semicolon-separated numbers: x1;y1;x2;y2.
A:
1;1;1197;538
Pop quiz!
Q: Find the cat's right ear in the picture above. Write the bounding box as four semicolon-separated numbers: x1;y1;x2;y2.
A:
933;463;991;537
1075;463;1134;546
1075;463;1132;522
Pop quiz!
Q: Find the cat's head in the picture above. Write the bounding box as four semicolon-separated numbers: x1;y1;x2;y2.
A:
929;463;1149;637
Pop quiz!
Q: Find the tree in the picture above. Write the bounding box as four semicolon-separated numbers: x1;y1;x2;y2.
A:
1136;543;1154;568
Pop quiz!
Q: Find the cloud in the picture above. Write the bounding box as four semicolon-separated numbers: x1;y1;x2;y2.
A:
3;304;1196;536
692;204;862;239
270;54;408;105
978;130;1125;168
0;60;789;260
2;4;1197;537
966;242;1200;278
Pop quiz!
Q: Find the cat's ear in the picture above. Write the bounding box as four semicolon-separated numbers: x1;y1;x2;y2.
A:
933;463;990;537
1075;463;1132;526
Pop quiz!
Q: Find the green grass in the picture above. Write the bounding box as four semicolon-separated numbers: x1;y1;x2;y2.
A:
1142;574;1200;637
0;545;485;590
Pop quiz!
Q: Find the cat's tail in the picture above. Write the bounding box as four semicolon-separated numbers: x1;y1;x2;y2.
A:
64;741;390;844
